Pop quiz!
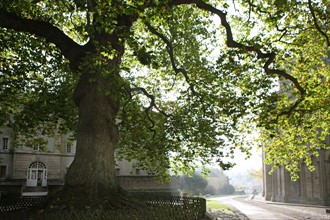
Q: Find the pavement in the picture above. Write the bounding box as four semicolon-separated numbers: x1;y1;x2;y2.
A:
206;195;330;220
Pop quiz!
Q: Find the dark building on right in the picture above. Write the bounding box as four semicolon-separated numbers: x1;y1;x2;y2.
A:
263;146;330;205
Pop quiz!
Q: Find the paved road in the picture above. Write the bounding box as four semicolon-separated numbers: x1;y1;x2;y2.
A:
208;195;330;220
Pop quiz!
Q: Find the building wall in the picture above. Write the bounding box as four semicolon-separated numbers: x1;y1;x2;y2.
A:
0;127;179;193
263;149;330;205
116;159;151;176
0;127;75;184
118;176;180;192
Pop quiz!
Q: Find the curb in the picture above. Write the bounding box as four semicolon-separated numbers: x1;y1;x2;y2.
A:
203;212;214;219
227;204;250;220
250;196;330;209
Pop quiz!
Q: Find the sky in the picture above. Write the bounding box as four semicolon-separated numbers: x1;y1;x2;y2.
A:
224;146;262;176
222;145;263;190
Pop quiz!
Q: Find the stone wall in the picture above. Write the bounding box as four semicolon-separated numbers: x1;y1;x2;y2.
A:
0;127;180;195
0;152;74;182
117;175;180;192
263;149;330;205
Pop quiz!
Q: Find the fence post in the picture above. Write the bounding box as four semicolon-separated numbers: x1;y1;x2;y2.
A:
200;198;206;218
182;193;189;206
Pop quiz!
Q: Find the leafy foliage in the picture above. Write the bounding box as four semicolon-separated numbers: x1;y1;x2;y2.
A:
0;0;329;182
247;0;330;180
0;29;77;145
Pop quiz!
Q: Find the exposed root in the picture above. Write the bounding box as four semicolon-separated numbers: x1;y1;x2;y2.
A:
28;186;145;217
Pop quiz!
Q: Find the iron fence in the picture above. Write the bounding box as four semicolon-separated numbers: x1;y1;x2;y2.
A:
0;194;206;220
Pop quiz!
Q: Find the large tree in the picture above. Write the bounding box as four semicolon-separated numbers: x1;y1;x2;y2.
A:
0;0;329;209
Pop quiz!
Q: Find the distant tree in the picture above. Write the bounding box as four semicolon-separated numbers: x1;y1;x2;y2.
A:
208;167;222;177
180;173;208;196
219;184;235;195
205;185;216;195
196;167;235;195
249;169;263;181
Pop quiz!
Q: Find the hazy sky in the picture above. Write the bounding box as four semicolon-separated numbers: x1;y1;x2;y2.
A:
224;146;262;177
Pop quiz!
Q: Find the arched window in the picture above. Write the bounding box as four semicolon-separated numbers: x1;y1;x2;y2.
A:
26;161;47;187
29;161;46;170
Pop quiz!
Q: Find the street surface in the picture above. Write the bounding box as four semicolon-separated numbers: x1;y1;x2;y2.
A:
208;195;330;220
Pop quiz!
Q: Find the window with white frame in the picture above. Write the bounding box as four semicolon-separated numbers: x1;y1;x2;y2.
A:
66;144;72;153
2;137;9;150
33;145;40;151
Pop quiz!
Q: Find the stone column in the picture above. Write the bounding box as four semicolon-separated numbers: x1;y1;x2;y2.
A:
282;167;289;203
318;150;326;204
299;162;307;203
271;168;277;202
262;152;273;201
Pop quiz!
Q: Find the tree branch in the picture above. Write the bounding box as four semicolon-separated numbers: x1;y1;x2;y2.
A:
130;87;169;118
129;87;170;136
308;0;330;47
167;0;305;115
144;22;197;96
0;8;92;66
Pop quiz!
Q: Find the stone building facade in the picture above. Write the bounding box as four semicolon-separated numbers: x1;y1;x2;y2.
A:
0;127;179;196
263;148;330;205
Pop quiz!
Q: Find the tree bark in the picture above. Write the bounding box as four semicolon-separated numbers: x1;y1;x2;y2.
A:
53;11;134;206
50;62;132;209
69;70;119;187
39;64;142;211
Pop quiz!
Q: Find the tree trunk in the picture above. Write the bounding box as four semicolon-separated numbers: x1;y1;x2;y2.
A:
70;70;118;185
47;64;134;209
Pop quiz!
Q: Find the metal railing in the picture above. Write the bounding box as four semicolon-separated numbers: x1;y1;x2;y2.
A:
0;194;206;220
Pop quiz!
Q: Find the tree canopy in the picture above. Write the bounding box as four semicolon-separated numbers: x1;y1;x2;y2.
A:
0;0;329;208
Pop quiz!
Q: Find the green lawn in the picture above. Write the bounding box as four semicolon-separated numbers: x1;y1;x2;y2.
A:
206;200;231;210
206;200;237;216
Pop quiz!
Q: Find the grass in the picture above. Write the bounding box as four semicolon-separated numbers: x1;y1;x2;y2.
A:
206;200;231;210
206;200;237;217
